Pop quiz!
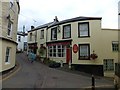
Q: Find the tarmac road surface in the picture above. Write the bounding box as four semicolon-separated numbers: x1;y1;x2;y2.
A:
2;52;114;89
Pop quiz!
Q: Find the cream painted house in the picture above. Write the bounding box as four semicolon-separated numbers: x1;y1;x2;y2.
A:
114;1;120;88
0;0;20;72
27;16;119;77
17;32;27;52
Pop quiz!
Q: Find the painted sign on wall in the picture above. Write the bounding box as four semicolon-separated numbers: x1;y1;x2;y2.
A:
73;44;78;53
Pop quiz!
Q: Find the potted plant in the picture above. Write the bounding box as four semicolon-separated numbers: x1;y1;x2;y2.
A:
38;45;46;62
90;50;98;60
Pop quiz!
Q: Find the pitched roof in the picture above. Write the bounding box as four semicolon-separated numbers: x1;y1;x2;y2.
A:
28;22;53;32
28;16;102;32
48;16;102;28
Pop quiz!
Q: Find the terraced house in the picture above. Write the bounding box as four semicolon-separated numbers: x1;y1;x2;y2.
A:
0;0;20;72
27;16;119;77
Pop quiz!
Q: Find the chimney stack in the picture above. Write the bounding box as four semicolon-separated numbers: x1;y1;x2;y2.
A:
54;16;59;22
31;26;34;30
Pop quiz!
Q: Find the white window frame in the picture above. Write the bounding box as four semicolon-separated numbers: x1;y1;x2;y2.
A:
103;59;114;71
112;41;119;52
48;46;53;57
48;45;66;57
7;20;12;37
5;47;11;64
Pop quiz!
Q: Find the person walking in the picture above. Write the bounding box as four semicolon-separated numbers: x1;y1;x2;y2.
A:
31;51;36;63
28;50;36;63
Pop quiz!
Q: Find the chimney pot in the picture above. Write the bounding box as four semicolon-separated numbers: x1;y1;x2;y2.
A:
31;26;34;30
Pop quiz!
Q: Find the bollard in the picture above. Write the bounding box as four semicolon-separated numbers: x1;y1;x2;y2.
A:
92;74;95;90
69;61;71;69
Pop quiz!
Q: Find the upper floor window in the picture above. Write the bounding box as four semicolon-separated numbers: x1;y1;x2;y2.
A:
112;41;119;52
7;20;12;36
78;22;89;37
63;24;71;39
79;44;90;60
5;47;11;64
18;36;21;42
51;27;57;40
40;30;44;39
10;0;14;8
30;33;32;41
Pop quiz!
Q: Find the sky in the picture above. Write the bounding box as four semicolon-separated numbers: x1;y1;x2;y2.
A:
18;0;119;32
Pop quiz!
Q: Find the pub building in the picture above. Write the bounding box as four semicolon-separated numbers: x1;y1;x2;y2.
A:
27;16;119;77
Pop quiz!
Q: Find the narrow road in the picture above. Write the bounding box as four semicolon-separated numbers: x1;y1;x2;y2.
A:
2;53;114;88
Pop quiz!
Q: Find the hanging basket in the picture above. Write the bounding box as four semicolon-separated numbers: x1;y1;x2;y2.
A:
90;53;98;60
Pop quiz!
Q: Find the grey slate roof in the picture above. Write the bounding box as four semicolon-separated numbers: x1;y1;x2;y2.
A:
28;16;102;32
48;16;102;28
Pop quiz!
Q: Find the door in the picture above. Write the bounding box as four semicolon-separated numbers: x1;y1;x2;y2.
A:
66;48;71;63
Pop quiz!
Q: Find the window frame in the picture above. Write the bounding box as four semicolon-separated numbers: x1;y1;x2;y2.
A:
63;24;71;39
48;45;66;57
7;20;13;37
51;27;57;40
18;36;21;42
103;59;114;71
78;44;90;60
5;47;11;64
78;22;90;38
40;29;44;39
112;41;119;52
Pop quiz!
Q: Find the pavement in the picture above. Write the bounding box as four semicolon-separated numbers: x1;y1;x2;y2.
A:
2;52;115;89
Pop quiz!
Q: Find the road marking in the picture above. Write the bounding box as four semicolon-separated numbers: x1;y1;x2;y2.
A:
2;63;21;81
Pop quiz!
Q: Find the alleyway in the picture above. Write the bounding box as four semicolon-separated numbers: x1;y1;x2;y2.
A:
2;53;114;89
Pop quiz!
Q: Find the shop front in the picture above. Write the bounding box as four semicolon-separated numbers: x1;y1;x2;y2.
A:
46;40;72;64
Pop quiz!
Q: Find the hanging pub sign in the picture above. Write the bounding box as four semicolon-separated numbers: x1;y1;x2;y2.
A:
73;44;78;53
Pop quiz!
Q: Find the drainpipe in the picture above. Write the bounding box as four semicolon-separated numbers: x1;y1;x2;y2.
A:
69;44;72;69
45;27;48;59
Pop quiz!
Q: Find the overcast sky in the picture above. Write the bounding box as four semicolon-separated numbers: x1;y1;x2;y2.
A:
18;0;119;32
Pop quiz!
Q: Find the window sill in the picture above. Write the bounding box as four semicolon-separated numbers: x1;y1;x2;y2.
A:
78;58;90;60
51;39;57;41
40;38;44;39
62;37;71;39
7;35;12;39
5;62;10;65
78;36;90;38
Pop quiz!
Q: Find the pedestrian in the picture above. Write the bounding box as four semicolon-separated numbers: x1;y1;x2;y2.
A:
28;50;31;60
31;51;36;63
